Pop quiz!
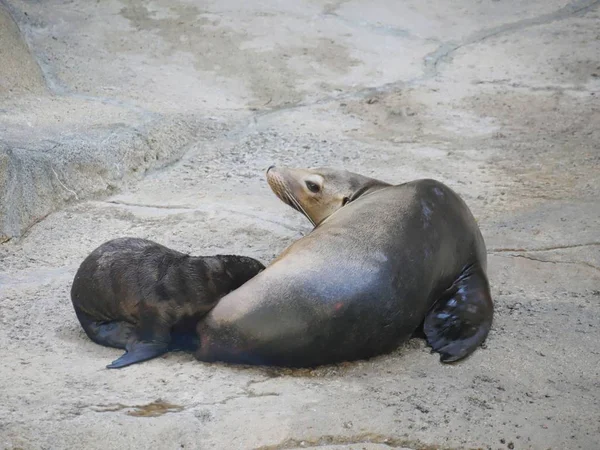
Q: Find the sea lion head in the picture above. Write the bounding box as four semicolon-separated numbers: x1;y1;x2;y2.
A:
266;165;389;226
217;255;266;291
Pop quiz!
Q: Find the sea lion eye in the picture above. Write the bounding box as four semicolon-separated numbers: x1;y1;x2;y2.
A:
305;180;320;193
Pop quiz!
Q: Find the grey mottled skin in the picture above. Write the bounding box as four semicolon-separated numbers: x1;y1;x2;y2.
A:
195;167;493;367
71;237;265;368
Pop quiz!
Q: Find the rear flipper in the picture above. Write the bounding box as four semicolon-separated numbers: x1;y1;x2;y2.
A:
107;340;169;369
424;263;493;363
74;308;134;349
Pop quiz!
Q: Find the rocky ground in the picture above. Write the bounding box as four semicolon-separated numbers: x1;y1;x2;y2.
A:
0;1;599;449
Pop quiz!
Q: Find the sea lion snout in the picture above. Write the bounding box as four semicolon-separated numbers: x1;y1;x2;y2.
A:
266;166;320;225
266;167;289;203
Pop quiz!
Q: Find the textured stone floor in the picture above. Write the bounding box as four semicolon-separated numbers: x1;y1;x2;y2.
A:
0;1;599;449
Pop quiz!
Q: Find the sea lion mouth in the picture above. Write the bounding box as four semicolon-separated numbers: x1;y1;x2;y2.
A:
266;169;316;226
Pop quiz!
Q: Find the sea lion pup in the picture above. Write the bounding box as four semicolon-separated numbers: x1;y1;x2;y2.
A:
71;237;265;369
195;166;493;367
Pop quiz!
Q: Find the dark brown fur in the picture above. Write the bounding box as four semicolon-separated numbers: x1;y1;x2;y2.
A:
71;237;265;368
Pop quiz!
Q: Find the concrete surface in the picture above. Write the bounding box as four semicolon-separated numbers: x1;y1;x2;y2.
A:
0;1;221;241
0;0;599;449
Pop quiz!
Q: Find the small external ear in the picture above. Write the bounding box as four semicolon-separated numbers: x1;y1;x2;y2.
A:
348;180;382;203
342;197;349;206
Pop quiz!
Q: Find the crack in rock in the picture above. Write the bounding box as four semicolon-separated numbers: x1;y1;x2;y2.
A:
102;200;304;233
236;0;600;131
489;242;600;253
471;79;593;92
104;200;194;210
196;391;280;407
492;253;600;272
422;0;600;77
253;433;469;450
196;379;280;407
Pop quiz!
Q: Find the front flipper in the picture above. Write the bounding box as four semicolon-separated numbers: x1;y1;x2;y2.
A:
106;341;169;369
424;263;493;363
73;307;134;349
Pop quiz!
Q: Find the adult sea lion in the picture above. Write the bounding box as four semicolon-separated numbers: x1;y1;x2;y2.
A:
195;166;493;367
71;237;265;368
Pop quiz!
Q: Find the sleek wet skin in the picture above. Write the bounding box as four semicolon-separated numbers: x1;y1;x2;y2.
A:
195;166;494;367
71;237;265;368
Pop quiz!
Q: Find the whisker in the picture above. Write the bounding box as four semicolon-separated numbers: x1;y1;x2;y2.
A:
284;186;315;226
